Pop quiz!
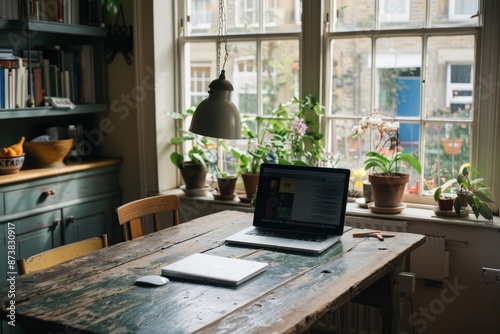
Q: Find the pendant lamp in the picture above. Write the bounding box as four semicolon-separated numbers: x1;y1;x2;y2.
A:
189;0;241;139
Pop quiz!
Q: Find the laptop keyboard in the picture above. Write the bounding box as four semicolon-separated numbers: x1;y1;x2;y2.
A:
246;228;330;242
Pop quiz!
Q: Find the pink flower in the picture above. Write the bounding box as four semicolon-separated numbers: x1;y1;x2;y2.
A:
291;116;307;138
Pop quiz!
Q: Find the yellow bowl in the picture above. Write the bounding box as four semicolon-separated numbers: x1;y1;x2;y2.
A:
24;139;73;168
0;154;25;175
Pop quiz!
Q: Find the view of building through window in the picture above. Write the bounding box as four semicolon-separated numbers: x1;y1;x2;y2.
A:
180;0;480;202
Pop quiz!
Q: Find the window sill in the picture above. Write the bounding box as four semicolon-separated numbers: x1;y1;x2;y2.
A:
164;188;500;229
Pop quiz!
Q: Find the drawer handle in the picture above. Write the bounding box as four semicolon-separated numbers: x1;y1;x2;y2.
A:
42;190;55;196
53;219;61;227
66;215;75;224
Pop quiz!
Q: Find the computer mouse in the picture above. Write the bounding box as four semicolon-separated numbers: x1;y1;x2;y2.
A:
135;275;169;287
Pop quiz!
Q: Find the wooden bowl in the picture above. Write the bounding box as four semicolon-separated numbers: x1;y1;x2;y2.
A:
0;154;25;174
24;139;73;168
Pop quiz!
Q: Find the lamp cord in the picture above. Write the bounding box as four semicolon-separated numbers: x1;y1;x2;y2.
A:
218;0;229;74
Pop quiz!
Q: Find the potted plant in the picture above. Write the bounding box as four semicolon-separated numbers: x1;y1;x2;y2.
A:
212;141;238;199
169;110;217;191
352;113;421;213
231;125;277;200
433;163;494;221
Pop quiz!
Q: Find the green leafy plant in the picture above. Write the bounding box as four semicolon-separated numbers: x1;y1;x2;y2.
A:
352;113;421;175
231;95;341;173
433;163;494;221
231;125;277;175
169;110;217;173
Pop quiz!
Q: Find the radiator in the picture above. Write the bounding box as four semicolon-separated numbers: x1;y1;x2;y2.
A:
311;216;407;334
410;236;449;282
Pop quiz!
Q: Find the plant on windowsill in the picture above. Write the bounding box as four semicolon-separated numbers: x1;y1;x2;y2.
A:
433;163;494;221
211;141;238;200
352;113;421;214
231;95;342;201
169;110;217;193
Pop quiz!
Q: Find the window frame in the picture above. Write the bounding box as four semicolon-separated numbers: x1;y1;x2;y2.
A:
172;0;498;214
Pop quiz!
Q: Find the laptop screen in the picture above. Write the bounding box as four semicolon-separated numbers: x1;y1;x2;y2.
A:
253;163;351;235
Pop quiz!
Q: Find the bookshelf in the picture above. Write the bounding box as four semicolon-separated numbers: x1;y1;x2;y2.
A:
0;18;108;119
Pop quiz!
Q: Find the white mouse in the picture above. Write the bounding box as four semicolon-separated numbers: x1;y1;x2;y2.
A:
135;275;169;286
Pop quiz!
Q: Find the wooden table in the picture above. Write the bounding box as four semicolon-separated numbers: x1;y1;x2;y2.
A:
1;211;425;334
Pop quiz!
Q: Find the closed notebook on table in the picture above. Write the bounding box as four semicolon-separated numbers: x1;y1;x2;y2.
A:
161;253;268;286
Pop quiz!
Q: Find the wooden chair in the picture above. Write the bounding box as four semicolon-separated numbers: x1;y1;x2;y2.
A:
116;194;180;241
17;234;108;275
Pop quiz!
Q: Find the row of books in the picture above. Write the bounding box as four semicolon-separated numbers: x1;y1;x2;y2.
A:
0;45;95;109
1;0;102;25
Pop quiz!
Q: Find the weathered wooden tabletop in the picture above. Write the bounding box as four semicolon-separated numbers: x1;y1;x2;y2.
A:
1;210;425;334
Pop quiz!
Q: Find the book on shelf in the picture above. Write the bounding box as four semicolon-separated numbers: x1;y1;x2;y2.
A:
32;67;44;106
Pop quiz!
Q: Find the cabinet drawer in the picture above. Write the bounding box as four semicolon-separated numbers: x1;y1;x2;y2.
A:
4;173;113;214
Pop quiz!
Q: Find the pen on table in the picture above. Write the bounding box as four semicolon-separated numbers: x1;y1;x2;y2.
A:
352;231;396;241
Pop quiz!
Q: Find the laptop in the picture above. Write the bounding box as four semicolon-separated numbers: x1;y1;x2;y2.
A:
225;163;351;254
161;253;269;286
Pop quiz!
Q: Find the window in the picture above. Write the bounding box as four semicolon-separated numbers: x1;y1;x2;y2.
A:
325;0;480;203
176;0;499;209
180;0;301;124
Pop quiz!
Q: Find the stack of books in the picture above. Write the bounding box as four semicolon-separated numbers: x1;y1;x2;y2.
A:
0;45;95;110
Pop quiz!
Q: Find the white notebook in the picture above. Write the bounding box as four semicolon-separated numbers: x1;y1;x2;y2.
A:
161;253;269;286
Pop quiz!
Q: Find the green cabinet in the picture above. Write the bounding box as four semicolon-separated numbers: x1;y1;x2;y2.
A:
0;160;122;281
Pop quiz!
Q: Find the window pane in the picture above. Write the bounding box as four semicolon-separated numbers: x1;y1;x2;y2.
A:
423;122;471;193
333;0;375;31
187;0;300;35
430;0;479;27
379;0;426;29
329;38;372;116
261;40;300;115
425;35;474;120
375;37;422;117
228;42;258;114
185;42;217;109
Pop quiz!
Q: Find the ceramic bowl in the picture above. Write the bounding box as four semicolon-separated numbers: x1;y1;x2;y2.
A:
0;154;25;175
24;139;73;168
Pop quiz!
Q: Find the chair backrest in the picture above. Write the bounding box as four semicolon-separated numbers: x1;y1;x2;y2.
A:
116;194;180;241
17;234;108;275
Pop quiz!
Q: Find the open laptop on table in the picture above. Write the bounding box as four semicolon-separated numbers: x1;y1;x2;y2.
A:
226;163;351;254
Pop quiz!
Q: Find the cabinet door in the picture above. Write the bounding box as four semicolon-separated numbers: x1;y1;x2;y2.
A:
62;199;111;244
0;210;63;280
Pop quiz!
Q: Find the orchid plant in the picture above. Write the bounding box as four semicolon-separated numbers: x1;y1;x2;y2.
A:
352;113;421;175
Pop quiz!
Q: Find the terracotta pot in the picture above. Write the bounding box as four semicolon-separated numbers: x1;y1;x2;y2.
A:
241;173;259;199
442;138;464;155
368;173;409;208
457;193;468;206
217;176;237;196
179;161;207;189
437;198;454;211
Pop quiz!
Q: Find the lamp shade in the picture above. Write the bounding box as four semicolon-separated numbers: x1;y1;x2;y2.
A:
189;71;241;139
